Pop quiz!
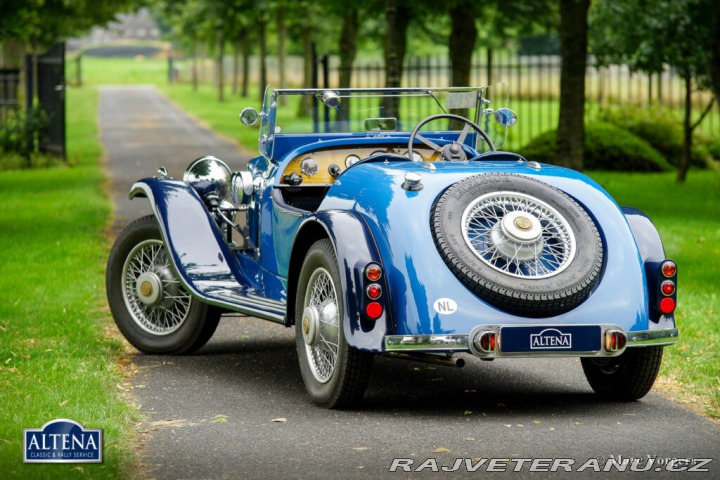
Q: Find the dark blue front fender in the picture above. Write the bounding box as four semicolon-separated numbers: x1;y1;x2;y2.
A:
288;211;388;352
129;178;285;322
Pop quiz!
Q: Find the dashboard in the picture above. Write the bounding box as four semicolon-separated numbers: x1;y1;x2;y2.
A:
280;145;439;186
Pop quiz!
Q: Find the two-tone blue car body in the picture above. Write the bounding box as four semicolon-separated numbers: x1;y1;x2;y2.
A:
106;86;679;408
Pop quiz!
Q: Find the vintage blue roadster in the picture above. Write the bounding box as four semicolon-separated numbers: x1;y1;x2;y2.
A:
107;86;679;408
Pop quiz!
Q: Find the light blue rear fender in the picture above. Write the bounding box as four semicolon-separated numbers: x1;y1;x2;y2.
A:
622;206;676;330
320;161;654;337
288;211;388;352
129;178;285;322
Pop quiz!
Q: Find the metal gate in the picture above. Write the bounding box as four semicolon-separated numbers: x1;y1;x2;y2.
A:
37;43;66;160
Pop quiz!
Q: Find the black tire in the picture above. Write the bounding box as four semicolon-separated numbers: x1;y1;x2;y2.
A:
106;215;221;354
581;346;663;401
431;173;603;317
295;239;373;409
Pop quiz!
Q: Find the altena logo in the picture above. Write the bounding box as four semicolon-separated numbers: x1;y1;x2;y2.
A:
24;419;103;463
530;328;572;350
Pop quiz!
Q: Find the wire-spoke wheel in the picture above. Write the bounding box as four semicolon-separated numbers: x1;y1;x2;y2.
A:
295;239;372;408
121;239;192;335
107;216;221;354
432;174;603;318
462;191;576;279
302;267;340;383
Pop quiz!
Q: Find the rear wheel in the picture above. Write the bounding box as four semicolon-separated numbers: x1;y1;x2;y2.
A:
295;239;373;408
106;215;221;354
581;347;663;401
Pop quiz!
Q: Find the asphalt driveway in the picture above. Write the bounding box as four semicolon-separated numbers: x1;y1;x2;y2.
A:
100;86;719;479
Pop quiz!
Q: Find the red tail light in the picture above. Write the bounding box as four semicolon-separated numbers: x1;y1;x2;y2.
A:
477;332;496;352
659;297;675;315
657;259;677;315
365;264;382;281
661;261;676;278
366;284;382;299
605;330;627;352
365;301;383;319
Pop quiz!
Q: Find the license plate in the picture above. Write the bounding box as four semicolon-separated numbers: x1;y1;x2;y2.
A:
499;325;601;353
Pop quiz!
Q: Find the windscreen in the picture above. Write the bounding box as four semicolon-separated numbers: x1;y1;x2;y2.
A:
258;85;509;159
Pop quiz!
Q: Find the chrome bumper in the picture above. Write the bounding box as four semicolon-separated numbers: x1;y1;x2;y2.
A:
626;328;679;346
384;328;679;357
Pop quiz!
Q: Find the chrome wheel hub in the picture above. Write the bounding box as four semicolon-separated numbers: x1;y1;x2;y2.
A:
303;268;340;384
136;272;162;306
121;239;192;336
502;211;542;243
302;305;319;346
462;191;576;279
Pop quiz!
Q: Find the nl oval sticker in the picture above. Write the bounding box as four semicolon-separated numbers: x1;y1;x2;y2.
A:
433;298;457;315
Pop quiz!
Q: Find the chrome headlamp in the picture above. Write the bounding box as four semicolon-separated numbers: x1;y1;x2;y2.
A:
182;156;232;200
231;171;254;205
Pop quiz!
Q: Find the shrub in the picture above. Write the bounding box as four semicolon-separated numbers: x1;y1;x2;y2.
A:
706;137;720;160
519;121;673;172
0;107;49;169
596;104;714;169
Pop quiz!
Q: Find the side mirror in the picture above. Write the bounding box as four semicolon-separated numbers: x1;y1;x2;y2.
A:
320;91;341;108
493;108;518;127
239;107;259;126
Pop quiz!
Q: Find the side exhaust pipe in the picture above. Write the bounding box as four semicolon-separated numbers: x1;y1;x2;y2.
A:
386;352;465;368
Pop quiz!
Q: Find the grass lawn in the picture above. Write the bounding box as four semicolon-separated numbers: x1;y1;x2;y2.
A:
0;87;139;478
590;171;720;419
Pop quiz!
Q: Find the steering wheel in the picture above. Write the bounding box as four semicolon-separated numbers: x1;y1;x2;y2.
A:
408;113;496;162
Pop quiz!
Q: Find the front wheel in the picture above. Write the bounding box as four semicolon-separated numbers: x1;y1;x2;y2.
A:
581;346;663;401
295;239;373;408
106;215;221;354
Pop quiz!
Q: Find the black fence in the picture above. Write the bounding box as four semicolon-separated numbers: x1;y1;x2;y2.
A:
0;68;21;121
326;55;719;149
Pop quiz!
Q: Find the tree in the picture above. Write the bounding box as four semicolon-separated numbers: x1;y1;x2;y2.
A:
448;0;477;88
156;0;259;101
591;0;718;182
1;0;137;53
556;0;591;171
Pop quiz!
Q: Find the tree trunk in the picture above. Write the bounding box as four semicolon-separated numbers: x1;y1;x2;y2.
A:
449;1;477;87
232;43;239;96
704;2;720;103
241;28;250;98
259;11;267;103
677;66;693;182
191;44;199;92
449;0;477;126
217;30;225;102
556;0;590;171
298;17;315;116
339;9;359;89
277;3;287;105
383;0;411;117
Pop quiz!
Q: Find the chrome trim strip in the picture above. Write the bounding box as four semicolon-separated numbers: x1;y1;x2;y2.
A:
385;335;468;351
626;328;679;346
